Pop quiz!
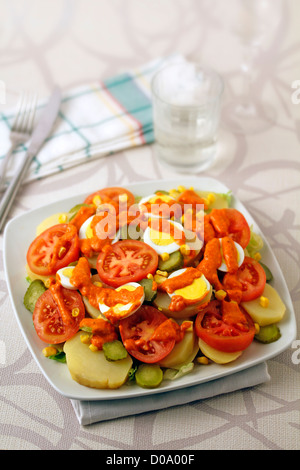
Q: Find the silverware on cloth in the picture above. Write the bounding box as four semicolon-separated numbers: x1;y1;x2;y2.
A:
0;91;38;192
0;86;62;233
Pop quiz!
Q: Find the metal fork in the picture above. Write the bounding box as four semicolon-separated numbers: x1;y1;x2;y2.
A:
0;91;38;191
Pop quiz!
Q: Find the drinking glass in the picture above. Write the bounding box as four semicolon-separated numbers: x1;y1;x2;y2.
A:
151;62;224;173
225;0;283;134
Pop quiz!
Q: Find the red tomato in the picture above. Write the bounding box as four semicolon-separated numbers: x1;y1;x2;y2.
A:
119;305;175;363
195;299;256;353
84;187;135;209
27;224;80;276
223;256;266;302
210;208;251;248
33;287;85;344
96;239;158;287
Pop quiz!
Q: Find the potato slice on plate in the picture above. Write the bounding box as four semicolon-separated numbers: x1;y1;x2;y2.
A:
64;332;132;389
241;283;286;326
159;321;199;369
198;338;242;364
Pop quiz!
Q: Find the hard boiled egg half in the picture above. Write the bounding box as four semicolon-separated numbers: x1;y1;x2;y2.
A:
79;215;120;268
138;193;176;219
218;239;245;272
167;268;211;305
153;268;212;319
98;282;145;322
143;219;185;255
56;266;78;290
79;215;120;243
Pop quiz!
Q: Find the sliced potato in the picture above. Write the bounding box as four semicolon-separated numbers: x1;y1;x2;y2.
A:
198;338;242;364
64;332;133;389
26;263;54;283
153;288;212;319
159;322;199;369
36;212;69;235
241;283;286;326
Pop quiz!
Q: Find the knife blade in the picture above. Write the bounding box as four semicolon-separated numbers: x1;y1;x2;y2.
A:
0;86;62;233
27;86;62;157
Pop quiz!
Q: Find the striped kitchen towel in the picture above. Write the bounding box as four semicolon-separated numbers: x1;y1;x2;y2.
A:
0;54;185;187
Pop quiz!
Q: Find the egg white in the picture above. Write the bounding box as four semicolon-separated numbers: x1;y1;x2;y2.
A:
79;215;120;243
138;193;175;219
218;239;245;272
56;266;77;290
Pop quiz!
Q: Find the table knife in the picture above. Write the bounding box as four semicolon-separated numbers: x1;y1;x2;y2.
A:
0;86;62;233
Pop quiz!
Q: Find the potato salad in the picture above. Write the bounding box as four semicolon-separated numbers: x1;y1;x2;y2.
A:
24;185;286;390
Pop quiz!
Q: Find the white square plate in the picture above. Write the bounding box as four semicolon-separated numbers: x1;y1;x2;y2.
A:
3;176;297;400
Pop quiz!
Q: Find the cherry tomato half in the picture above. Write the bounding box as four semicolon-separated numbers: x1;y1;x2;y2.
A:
96;239;158;287
119;305;175;363
195;299;256;353
33;287;85;344
223;256;266;302
27;224;80;276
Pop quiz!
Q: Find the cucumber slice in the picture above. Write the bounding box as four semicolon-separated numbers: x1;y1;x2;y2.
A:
23;279;47;313
68;203;93;221
255;324;281;344
158;251;184;273
120;224;143;241
135;364;163;388
102;340;128;361
259;262;273;282
139;278;157;302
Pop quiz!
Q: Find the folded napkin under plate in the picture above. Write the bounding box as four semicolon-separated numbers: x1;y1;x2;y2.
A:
71;362;270;426
0;54;185;188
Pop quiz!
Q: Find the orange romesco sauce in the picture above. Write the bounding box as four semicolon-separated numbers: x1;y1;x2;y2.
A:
221;236;238;273
177;189;207;211
160;267;202;294
49;282;75;326
209;208;231;237
198;238;223;290
143;196;182;219
69;205;95;231
79;212;119;258
150;318;190;343
70;257;143;320
79;317;118;349
159;267;206;312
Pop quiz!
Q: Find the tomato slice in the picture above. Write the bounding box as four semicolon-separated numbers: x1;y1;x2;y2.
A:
209;208;251;248
195;299;255;353
119;305;175;363
33;286;85;344
223;256;266;302
96;239;158;287
84;187;135;210
27;224;80;276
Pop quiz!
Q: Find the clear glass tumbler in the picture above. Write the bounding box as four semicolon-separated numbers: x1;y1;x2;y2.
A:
151;63;224;172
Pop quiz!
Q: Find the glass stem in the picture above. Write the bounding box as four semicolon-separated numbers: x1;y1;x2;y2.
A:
240;45;257;108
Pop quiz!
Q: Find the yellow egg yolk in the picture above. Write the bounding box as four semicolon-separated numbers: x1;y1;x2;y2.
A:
174;276;208;301
149;228;175;246
62;267;74;278
85;223;94;238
